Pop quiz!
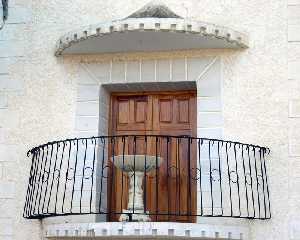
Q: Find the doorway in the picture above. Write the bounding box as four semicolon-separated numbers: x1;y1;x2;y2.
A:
108;91;197;222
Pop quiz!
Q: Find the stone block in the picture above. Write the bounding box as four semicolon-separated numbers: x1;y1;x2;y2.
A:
188;57;215;82
198;97;222;112
0;218;13;236
197;112;223;128
0;128;8;143
289;139;300;157
156;59;171;82
288;79;300;99
289;121;300;157
0;74;24;91
111;61;125;83
0;58;10;74
196;59;221;97
77;85;99;101
2;161;18;181
0;163;3;179
0;199;15;218
290;219;300;239
141;60;155;82
0;75;9;90
0;41;24;57
288;5;300;25
76;101;99;117
75;116;99;131
0;94;8;109
288;60;300;80
289;0;300;4
0;181;15;199
289;100;300;117
172;58;186;82
77;64;99;85
72;131;98;138
6;7;31;24
88;63;111;83
0;144;18;162
197;128;223;139
0;236;13;240
0;24;23;41
288;24;300;42
126;61;140;82
289;177;300;200
0;110;20;129
290;158;300;178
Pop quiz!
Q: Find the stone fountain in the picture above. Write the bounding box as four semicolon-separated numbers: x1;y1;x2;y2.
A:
112;155;163;222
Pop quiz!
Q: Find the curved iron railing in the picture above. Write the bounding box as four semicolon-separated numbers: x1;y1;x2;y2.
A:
23;135;271;221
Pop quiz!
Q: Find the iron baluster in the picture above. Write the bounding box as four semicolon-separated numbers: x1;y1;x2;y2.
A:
217;141;224;216
89;138;97;213
234;143;241;217
253;147;261;218
70;139;79;213
62;140;72;213
241;145;250;217
225;142;233;216
98;137;106;213
247;145;255;218
41;144;54;213
209;140;214;215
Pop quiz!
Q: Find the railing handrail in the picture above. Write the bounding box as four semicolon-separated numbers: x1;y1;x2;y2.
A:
27;135;270;156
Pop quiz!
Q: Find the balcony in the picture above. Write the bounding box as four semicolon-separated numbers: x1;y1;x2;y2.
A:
23;135;270;238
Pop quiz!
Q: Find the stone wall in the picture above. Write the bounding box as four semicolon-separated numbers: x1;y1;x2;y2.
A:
0;0;293;240
287;0;300;239
0;1;42;240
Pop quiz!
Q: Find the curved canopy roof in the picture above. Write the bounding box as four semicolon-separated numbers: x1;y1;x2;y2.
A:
55;2;249;56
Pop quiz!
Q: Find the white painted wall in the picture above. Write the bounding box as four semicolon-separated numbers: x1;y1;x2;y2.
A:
0;0;294;239
287;1;300;239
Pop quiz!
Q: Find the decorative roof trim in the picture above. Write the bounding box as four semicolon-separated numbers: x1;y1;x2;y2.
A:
126;1;182;18
55;18;249;56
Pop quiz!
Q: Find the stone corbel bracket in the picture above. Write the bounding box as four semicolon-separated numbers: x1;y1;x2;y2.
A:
55;18;249;56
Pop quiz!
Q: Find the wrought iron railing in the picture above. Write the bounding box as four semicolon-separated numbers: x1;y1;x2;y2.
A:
23;135;271;221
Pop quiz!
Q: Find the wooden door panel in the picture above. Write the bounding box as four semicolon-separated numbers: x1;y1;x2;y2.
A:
117;99;130;124
135;99;148;123
109;92;197;222
153;95;195;131
178;98;190;123
114;95;152;131
144;134;197;222
159;99;173;123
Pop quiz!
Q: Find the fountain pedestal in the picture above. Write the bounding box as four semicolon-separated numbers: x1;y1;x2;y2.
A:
112;155;163;222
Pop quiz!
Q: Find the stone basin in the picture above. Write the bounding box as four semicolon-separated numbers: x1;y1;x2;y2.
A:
112;155;163;172
111;155;163;222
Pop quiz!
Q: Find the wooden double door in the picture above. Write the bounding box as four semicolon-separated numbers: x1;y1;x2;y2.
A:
108;91;197;222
